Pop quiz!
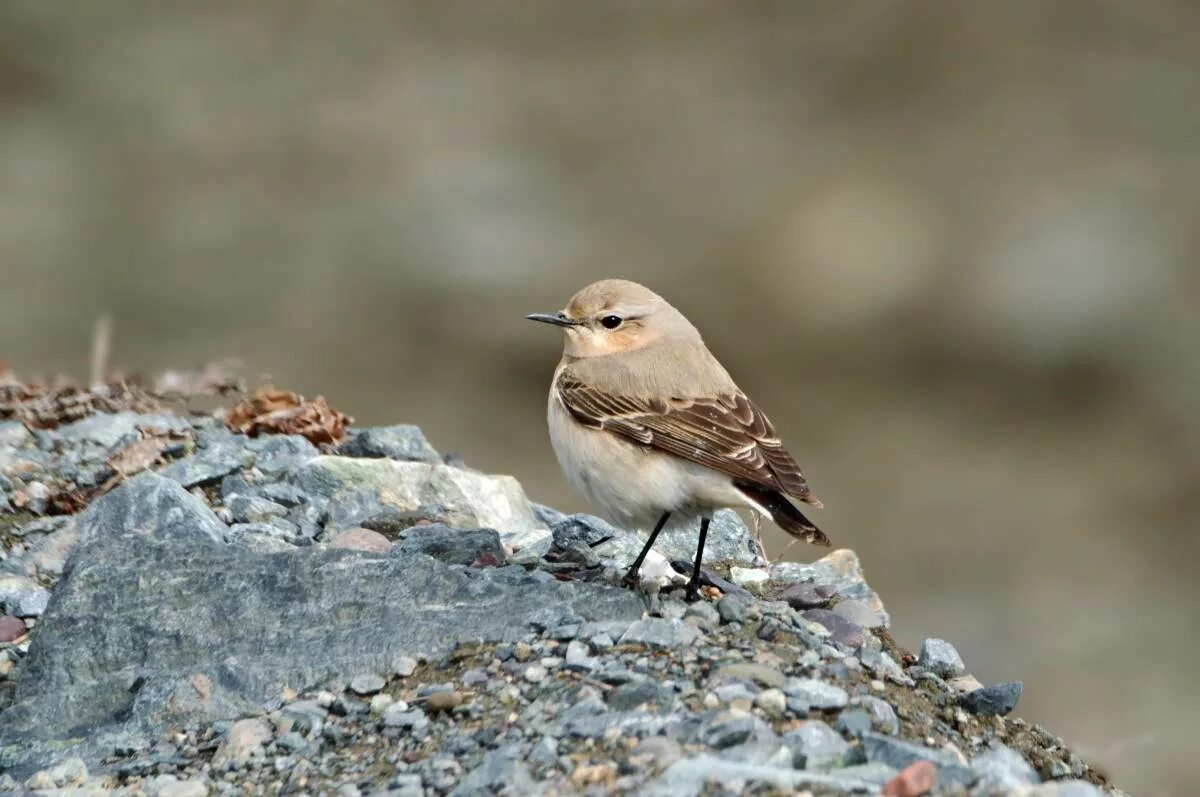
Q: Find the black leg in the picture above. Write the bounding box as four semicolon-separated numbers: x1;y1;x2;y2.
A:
622;511;671;587
684;516;711;602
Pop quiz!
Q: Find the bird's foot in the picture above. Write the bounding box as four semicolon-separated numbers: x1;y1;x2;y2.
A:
621;569;641;590
683;584;703;603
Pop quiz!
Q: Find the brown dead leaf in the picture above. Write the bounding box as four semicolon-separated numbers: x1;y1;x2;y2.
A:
225;387;352;445
108;436;171;477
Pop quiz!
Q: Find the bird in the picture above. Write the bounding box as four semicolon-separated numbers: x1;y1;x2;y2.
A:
527;279;828;602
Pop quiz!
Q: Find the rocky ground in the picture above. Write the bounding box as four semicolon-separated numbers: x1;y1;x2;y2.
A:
0;401;1126;796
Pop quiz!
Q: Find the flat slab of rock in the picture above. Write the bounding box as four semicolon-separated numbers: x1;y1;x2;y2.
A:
0;510;643;776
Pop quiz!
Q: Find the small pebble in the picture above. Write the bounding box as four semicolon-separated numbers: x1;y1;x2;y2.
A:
349;673;386;696
524;664;548;683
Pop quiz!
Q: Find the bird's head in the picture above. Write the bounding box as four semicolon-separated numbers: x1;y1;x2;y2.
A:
526;279;700;358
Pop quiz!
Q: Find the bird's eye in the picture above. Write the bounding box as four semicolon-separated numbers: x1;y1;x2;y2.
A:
599;315;623;330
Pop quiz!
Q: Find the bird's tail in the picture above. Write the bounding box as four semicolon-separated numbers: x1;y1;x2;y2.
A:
735;482;830;546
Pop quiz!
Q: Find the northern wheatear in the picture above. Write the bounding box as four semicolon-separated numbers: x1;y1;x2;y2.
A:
527;279;828;601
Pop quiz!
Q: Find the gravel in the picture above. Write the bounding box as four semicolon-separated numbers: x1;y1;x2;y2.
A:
0;410;1121;796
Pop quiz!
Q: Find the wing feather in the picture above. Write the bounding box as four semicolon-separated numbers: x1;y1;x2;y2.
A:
556;370;819;505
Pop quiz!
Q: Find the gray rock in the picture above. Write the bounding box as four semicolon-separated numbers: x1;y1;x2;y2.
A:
160;437;249;487
972;744;1039;790
77;472;227;545
619;618;699;648
918;637;966;678
0;574;51;617
801;608;867;648
226;494;288;524
717;739;792;767
860;731;975;789
1011;782;1106;797
24;756;88;789
258;482;309;507
0;531;643;777
392;526;504;566
606;680;676;712
584;509;760;569
450;750;540;797
247;435;318;474
783;720;851;770
961;681;1023;716
57;412;145;449
771;549;889;627
833;709;872;739
849;695;899;735
780;581;834;610
646;754;879;797
683;600;720;630
0;420;33;448
782;677;849;710
698;713;759;749
349;673;386;695
832;598;886;629
290;456;545;555
716;594;750;624
710;662;785;689
339;425;440;463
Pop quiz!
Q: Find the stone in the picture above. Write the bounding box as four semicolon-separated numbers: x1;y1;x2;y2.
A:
327;527;392;553
631;736;683;769
832;598;886;628
729;566;769;588
382;705;428;730
225;494;288;524
57;412;145;449
918;638;965;678
160;437;248;487
392;525;505;566
711;662;785;689
393;656;419;677
24;756;88;789
961;681;1023;716
698;713;758;749
0;574;51;617
683;600;720;630
783;720;850;770
716;594;750;624
212;718;272;766
780;581;834;610
850;695;900;735
0;420;33;448
349;673;386;695
619;618;700;648
291;456;546;553
248;435;318;474
801;608;867;648
771;549;889;627
149;775;210;797
782;677;848;710
566;509;760;569
524;664;548;683
881;759;938;797
860;731;974;789
834;709;873;738
748;686;787;715
77;471;227;545
0;614;27;642
647;754;879;797
607;680;675;712
339;425;440;463
0;532;642;777
450;750;539;797
972;744;1039;790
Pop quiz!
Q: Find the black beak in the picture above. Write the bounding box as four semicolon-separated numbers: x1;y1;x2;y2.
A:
525;312;579;328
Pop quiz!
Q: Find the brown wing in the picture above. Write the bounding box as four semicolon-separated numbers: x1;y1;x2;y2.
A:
556;371;820;505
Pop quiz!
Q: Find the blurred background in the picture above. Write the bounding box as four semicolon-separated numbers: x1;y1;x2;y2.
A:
2;2;1197;793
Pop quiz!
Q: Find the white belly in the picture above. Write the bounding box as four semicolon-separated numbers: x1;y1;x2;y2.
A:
547;388;761;530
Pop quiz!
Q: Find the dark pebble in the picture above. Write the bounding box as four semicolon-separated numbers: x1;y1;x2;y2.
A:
961;681;1023;716
780;581;834;610
0;615;27;643
802;608;867;648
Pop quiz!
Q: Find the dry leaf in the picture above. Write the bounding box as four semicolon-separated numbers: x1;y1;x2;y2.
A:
225;387;352;445
108;436;171;477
